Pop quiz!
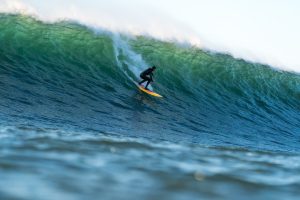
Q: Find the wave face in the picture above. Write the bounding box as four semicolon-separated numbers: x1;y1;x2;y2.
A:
1;14;299;151
1;13;300;200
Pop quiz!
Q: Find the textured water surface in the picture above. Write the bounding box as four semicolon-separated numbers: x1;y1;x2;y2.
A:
0;14;300;200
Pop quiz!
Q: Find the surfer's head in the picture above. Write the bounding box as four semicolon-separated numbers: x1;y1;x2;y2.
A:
152;66;156;70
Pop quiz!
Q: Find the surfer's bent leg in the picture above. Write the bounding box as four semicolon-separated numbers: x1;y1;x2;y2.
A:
139;75;150;86
145;78;151;89
139;74;147;85
139;79;146;85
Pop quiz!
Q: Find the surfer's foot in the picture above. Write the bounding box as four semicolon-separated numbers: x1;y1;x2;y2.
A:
144;87;148;90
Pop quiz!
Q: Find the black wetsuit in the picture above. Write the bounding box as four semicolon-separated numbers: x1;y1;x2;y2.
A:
139;68;154;89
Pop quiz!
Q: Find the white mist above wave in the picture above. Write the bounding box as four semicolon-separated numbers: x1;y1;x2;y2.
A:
0;0;202;45
1;0;299;73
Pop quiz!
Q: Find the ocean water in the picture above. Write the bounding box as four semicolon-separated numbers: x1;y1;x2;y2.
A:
0;14;300;200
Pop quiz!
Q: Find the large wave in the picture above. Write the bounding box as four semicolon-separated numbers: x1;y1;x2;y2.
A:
0;14;299;152
1;0;300;73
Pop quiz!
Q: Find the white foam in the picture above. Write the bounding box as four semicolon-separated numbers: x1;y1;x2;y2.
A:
0;0;201;45
112;34;156;89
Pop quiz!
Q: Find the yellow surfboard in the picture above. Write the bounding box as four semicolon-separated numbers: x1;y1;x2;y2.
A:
137;84;162;98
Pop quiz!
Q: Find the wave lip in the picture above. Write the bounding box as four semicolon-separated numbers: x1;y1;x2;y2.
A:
1;1;300;73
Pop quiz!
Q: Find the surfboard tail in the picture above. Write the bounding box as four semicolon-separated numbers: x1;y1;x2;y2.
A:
137;84;162;97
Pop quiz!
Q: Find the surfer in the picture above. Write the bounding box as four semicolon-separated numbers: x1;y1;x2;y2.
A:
138;66;156;90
